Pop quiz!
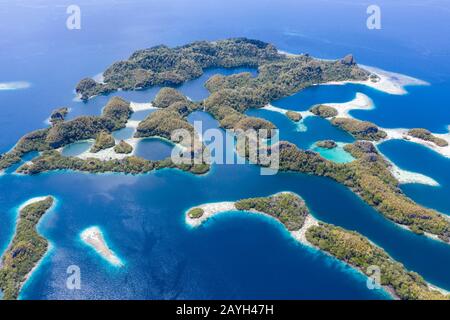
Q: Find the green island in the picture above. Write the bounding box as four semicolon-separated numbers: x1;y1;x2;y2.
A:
135;89;199;140
285;111;302;122
16;150;208;175
251;140;450;241
0;96;132;171
75;38;286;100
187;208;204;219
2;38;448;244
90;131;115;153
315;140;337;149
305;223;448;300
235;193;308;231
114;140;133;154
0;92;209;176
188;192;448;300
310;104;338;118
0;196;54;300
49;107;69;125
407;128;448;147
330;118;387;141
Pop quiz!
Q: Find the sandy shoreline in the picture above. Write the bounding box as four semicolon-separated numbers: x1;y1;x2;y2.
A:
389;163;439;186
186;202;236;227
1;196;56;298
380;127;450;159
130;102;158;112
18;196;52;212
318;93;449;163
322;65;428;95
185;197;319;248
80;226;123;267
324;92;374;118
278;49;428;95
185;196;448;300
262;104;314;120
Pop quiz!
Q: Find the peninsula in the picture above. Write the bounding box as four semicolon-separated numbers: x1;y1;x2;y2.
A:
186;192;449;300
0;196;54;300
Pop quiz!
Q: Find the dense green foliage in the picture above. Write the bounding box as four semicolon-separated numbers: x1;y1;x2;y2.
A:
49;107;69;125
136;89;197;140
316;140;337;149
0;128;51;171
114;140;133;154
260;140;450;241
135;108;194;140
306;223;449;300
153;87;189;108
16;150;209;175
331;117;387;141
286;111;302;122
309;104;338;118
46;116;115;148
0;97;132;171
203;54;369;114
408;128;448;147
342;142;449;240
101;96;133;129
235;192;308;231
90;131;115;153
203;103;276;135
188;208;204;219
0;197;54;300
75;38;284;100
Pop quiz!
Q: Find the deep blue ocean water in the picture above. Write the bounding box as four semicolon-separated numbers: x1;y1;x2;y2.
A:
0;0;449;299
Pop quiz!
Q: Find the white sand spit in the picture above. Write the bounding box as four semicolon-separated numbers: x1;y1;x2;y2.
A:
262;104;314;120
130;102;157;112
323;93;374;118
81;226;123;267
186;202;236;227
381;128;450;158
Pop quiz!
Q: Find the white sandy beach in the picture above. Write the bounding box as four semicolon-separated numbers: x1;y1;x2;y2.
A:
185;195;319;248
290;214;319;247
185;202;236;227
389;163;439;186
262;104;314;121
324;92;374;118
130;101;158;112
0;196;56;294
279;49;428;95
80;226;123;267
322;65;428;95
380;127;450;158
126;120;141;128
261;104;311;132
76;137;139;161
18;196;52;211
319;94;450;159
186;196;449;299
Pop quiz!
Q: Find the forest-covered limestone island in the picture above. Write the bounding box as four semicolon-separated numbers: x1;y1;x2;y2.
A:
0;196;54;300
188;192;449;300
407;128;448;147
